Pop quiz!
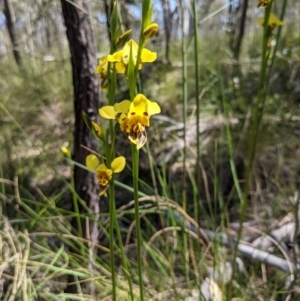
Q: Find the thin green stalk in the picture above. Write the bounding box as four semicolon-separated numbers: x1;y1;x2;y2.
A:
192;0;200;224
180;0;188;212
131;144;144;301
265;0;288;93
70;172;82;239
0;159;4;216
245;5;272;182
227;5;273;299
108;183;117;301
180;0;189;285
156;163;178;293
220;74;244;226
213;140;219;228
106;106;134;299
113;206;134;300
65;151;84;257
108;176;134;301
146;142;165;234
220;79;244;205
107;40;117;301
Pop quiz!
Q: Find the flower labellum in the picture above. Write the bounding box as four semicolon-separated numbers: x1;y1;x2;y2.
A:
125;94;160;149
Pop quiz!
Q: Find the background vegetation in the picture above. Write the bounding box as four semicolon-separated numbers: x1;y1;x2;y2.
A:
1;0;300;300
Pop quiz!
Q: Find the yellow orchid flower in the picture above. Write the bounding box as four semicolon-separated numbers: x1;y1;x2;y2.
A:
95;55;123;90
86;154;126;196
107;39;157;74
257;12;284;29
99;94;160;149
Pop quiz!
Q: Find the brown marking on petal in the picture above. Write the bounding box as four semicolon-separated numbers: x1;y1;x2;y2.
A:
131;112;135;115
143;112;148;116
123;55;128;59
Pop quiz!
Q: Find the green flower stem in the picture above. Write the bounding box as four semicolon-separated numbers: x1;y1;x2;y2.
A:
243;6;272;208
108;174;134;301
265;0;287;93
108;182;117;301
108;124;134;300
131;144;144;301
227;5;273;300
180;0;188;212
113;205;134;300
192;0;200;224
107;44;118;301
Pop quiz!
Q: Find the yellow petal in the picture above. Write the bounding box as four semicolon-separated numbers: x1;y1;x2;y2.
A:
130;94;148;115
95;56;108;75
257;12;283;27
268;13;284;26
95;65;101;74
124;40;139;56
99;106;117;119
111;156;126;173
115;62;126;74
97;163;110;173
114;100;131;114
141;48;157;63
60;146;70;156
107;50;122;63
99;56;107;64
121;39;139;65
147;101;161;116
86;154;99;171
